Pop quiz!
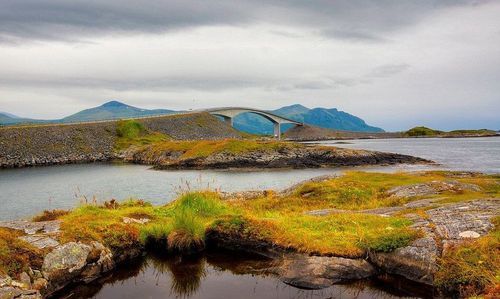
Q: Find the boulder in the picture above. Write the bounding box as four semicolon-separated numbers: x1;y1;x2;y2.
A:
42;241;114;294
0;287;41;299
279;255;376;289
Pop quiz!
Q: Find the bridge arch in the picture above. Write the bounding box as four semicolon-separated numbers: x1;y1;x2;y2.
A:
204;107;303;139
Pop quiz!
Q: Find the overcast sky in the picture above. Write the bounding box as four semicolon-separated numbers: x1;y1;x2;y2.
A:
0;0;499;131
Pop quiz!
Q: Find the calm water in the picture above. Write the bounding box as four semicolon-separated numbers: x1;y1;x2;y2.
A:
0;137;498;220
314;137;500;173
56;251;431;299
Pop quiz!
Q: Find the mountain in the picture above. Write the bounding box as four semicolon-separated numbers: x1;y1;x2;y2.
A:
62;101;174;122
1;101;383;133
233;104;384;134
0;112;44;125
0;111;20;119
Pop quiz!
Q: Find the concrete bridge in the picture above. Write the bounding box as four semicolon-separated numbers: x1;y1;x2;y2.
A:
205;107;303;139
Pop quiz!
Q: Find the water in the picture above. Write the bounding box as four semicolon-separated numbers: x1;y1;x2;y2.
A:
0;163;339;220
313;137;500;173
0;137;498;220
55;251;431;299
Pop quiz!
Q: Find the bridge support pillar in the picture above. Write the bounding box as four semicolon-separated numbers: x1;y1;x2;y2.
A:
274;122;281;140
222;116;233;127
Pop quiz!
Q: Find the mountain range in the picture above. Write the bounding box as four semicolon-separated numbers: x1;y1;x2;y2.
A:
0;101;384;133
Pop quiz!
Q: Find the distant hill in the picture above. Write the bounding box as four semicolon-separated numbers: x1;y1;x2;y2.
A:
0;112;44;125
233;104;384;134
62;101;174;122
1;101;383;133
404;126;496;137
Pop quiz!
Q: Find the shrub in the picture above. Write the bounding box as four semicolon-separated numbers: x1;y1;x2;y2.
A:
116;120;145;139
32;209;69;222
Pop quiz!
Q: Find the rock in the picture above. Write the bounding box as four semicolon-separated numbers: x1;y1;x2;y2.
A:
31;278;47;292
18;273;31;289
369;199;499;285
458;230;480;239
279;255;376;289
0;276;11;288
0;287;41;299
41;241;116;295
42;242;92;292
369;236;438;285
0;221;60;235
387;180;481;198
122;217;150;225
19;235;59;249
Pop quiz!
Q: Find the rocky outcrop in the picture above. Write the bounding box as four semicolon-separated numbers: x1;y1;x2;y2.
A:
369;199;499;285
279;255;376;289
42;242;114;294
0;220;140;299
386;180;481;198
125;145;430;170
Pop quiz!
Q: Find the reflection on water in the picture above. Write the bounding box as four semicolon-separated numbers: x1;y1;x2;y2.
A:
56;251;432;299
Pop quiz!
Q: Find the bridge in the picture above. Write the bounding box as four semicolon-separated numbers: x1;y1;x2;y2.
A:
205;107;303;139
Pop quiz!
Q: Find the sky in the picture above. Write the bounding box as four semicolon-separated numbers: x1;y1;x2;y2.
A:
0;0;499;131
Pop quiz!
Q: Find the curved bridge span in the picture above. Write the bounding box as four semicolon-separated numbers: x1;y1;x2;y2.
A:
204;107;303;139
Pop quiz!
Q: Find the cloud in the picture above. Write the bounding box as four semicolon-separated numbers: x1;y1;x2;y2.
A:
366;64;411;78
0;0;486;44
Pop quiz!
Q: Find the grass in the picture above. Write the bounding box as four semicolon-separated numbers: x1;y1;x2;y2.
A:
0;228;43;276
136;139;301;160
114;120;169;151
435;217;500;297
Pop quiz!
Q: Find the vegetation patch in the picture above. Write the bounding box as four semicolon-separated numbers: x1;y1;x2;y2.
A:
137;139;301;160
405;126;496;137
435;217;500;297
0;228;43;276
114;119;169;151
32;209;70;222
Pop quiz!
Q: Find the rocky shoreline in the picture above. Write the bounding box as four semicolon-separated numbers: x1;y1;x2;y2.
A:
121;145;430;170
1;177;497;298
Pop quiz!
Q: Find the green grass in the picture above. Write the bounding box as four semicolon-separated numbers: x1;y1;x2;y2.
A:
114;120;169;151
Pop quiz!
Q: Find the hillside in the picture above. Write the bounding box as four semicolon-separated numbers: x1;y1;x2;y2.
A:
233;104;384;134
62;101;174;122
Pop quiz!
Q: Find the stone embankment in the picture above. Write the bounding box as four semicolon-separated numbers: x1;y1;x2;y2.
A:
0;113;241;168
123;145;429;169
